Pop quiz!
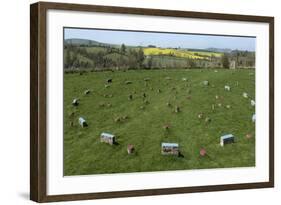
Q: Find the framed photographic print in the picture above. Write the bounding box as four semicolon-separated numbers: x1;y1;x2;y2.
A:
30;1;274;202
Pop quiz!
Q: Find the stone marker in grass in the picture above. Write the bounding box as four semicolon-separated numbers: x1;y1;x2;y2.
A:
246;134;252;139
100;132;115;145
78;117;88;127
175;106;180;113
114;117;121;123
69;112;75;117
198;113;203;119
72;98;79;106
161;142;179;156
127;144;135;154
200;148;207;157
104;84;110;88
202;80;209;86
122;115;129;120
243;92;248;98
252;114;256;122
226;105;231;109
125;81;132;85
224;85;231;91
115;115;129;123
84;89;90;95
220;134;234;146
205;117;211;123
99;102;105;107
251;100;255;106
163;124;170;131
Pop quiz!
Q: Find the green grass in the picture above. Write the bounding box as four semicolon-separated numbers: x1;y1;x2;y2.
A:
63;69;255;176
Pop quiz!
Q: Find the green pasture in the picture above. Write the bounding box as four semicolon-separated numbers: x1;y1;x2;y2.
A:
64;69;255;175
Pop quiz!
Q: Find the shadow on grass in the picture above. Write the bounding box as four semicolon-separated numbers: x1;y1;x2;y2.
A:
178;152;185;158
113;141;120;145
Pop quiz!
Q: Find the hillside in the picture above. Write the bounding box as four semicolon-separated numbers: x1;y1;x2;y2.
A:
64;38;113;47
63;39;255;70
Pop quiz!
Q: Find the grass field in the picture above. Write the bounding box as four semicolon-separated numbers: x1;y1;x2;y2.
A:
63;69;255;176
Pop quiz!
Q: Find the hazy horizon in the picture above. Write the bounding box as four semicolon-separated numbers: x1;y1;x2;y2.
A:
64;28;256;51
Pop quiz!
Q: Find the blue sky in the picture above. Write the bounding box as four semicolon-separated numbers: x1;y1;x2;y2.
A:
64;28;256;51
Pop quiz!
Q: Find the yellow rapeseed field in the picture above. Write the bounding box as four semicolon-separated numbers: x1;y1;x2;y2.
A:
143;47;222;59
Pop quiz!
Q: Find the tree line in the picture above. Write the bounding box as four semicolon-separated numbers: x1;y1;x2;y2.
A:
64;43;255;72
64;44;146;70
